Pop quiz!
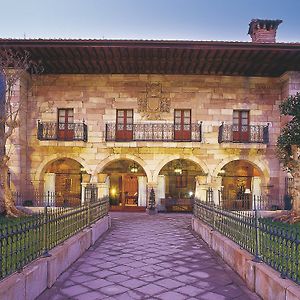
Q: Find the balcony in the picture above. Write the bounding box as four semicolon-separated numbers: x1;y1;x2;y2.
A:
218;123;269;144
105;123;202;142
37;121;88;142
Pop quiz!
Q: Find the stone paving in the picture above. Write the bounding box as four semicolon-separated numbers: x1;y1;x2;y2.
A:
38;213;260;300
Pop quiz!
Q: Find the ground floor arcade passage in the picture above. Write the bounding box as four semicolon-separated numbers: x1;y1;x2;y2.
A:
41;157;264;210
104;159;204;209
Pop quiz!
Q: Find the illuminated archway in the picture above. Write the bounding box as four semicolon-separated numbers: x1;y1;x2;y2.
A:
35;154;90;183
42;158;84;206
158;158;205;200
218;159;264;210
153;155;209;183
102;159;147;209
94;154;152;182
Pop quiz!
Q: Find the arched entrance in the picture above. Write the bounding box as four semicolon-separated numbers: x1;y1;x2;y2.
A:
102;159;147;211
158;159;205;211
43;158;83;206
219;160;262;210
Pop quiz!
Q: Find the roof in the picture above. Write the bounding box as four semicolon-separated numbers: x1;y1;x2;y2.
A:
1;38;300;77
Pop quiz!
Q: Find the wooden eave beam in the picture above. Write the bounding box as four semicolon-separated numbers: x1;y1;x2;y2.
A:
4;42;298;76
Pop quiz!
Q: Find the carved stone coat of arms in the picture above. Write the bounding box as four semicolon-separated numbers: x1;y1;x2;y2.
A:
138;82;170;120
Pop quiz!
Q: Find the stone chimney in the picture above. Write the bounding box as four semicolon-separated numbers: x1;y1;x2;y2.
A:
248;19;282;43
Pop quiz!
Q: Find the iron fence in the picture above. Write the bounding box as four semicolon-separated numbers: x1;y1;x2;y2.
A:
218;123;269;144
13;191;72;207
218;193;285;211
203;188;284;211
0;197;109;280
13;188;97;207
105;122;202;142
194;198;300;284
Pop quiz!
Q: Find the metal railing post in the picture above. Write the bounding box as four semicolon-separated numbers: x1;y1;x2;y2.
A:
87;199;91;226
43;204;51;257
213;202;216;229
253;196;261;263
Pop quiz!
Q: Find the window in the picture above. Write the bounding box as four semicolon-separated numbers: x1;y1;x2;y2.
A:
232;110;249;142
57;109;74;140
174;109;191;141
116;109;133;141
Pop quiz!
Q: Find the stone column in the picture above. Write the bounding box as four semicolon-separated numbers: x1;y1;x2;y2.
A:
251;176;262;209
211;176;223;205
195;175;208;201
156;175;166;210
81;173;92;204
44;173;55;206
97;183;109;199
96;174;109;199
138;176;147;207
81;183;89;205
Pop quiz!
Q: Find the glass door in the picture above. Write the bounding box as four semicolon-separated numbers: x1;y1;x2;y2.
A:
58;109;74;140
116;109;133;141
174;109;191;141
233;110;249;142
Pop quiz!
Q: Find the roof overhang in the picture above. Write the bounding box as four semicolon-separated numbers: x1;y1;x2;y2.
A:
0;39;300;77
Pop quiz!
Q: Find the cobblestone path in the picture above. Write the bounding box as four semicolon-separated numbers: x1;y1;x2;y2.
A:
38;213;260;300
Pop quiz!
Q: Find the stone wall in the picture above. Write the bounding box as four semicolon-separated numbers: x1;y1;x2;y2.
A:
192;216;300;300
8;72;300;200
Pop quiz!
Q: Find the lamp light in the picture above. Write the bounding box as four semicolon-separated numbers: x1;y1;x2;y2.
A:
174;167;182;175
110;187;117;197
244;188;251;194
129;163;138;173
174;160;183;175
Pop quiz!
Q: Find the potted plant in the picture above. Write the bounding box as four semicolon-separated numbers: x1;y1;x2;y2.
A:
147;188;157;215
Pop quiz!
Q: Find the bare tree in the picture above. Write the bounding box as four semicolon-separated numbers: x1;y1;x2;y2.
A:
0;49;42;217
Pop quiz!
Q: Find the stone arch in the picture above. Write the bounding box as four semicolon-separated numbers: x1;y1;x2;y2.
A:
34;154;91;183
94;154;152;183
153;155;209;183
212;157;269;186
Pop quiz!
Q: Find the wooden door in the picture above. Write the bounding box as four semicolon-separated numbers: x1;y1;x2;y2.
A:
116;109;133;141
174;109;191;141
233;110;249;142
58;109;74;140
124;175;138;205
55;173;80;206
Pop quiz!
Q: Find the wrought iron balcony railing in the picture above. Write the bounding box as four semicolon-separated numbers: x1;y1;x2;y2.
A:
218;123;269;144
105;123;202;142
37;121;88;142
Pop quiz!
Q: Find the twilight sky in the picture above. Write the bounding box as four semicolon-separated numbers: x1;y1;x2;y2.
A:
0;0;299;42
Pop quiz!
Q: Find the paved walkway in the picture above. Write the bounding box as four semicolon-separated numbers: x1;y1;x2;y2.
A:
38;213;260;300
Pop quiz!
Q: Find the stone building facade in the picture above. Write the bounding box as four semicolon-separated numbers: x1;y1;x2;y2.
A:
2;19;300;210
